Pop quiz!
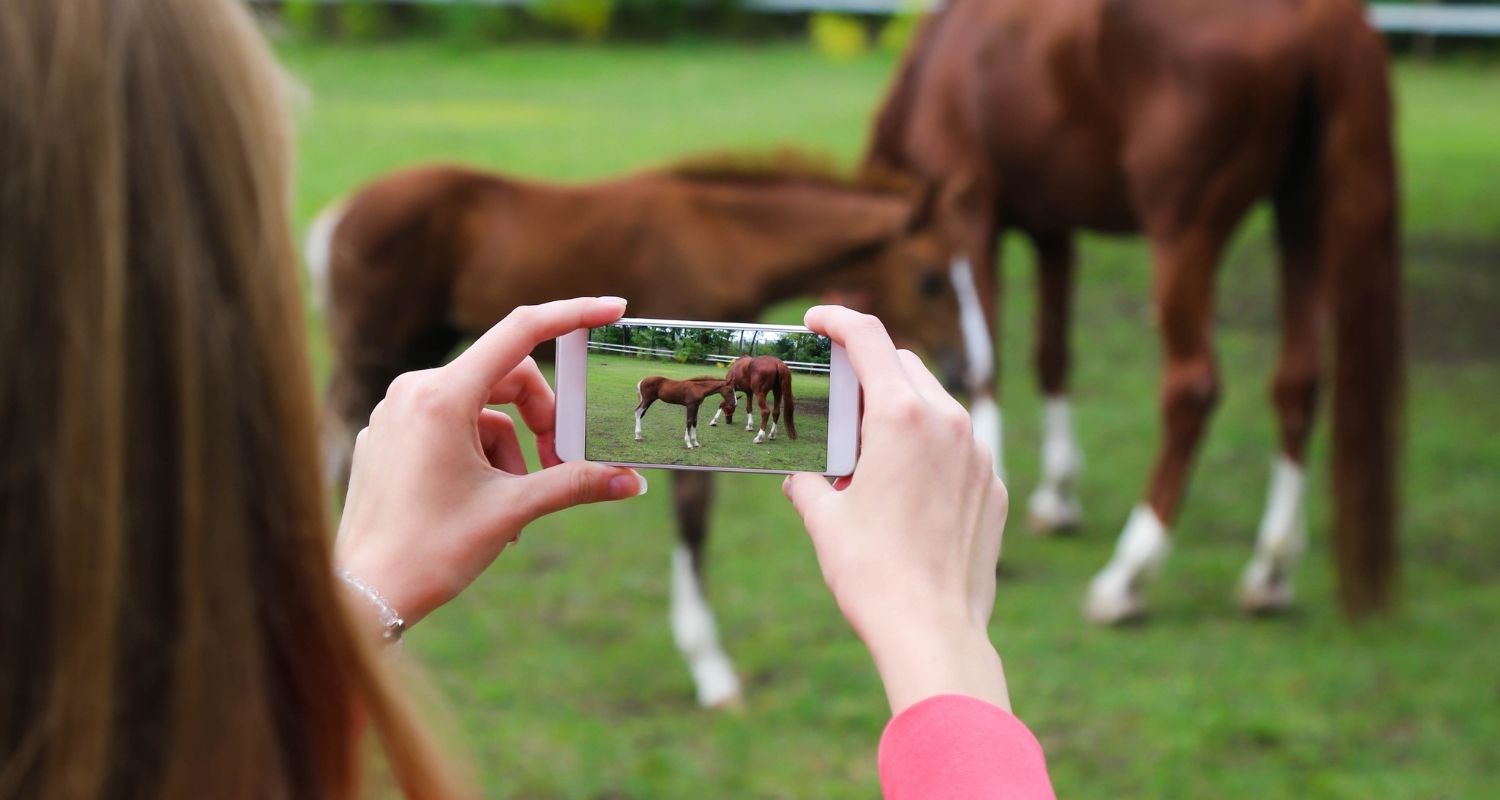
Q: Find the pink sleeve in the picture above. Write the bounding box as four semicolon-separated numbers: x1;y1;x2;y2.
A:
878;694;1056;799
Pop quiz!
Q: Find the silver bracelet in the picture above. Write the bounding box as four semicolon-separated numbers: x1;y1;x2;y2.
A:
336;569;406;644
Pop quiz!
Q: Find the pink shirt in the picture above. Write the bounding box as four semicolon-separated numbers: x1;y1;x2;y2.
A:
878;694;1056;799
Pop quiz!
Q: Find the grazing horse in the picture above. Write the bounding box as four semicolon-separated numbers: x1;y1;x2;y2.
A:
865;0;1401;622
711;355;797;444
634;376;735;449
309;151;972;707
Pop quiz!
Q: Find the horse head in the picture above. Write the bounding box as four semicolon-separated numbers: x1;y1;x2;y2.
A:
829;170;985;393
716;379;737;425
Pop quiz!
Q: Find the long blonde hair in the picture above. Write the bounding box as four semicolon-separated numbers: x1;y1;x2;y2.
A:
0;1;459;796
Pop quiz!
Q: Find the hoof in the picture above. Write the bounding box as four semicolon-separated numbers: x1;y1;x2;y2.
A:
635;435;644;441
1027;487;1082;535
1084;574;1147;626
1239;562;1296;616
705;692;746;713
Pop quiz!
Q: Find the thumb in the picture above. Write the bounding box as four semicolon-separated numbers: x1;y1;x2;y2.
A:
511;462;647;519
782;472;836;523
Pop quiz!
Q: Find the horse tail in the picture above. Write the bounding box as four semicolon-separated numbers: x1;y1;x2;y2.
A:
304;199;347;315
1315;7;1403;617
780;363;797;440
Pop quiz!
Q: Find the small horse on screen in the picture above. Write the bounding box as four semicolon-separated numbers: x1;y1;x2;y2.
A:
711;355;797;444
634;377;735;450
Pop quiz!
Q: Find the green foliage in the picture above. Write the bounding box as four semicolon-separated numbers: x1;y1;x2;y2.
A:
283;0;320;41
431;0;518;46
773;332;832;365
535;0;616;42
809;12;868;60
672;339;707;364
339;0;386;42
878;1;925;54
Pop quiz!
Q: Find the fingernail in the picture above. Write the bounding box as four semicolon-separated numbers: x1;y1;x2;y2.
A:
609;471;646;499
634;471;648;496
598;296;628;308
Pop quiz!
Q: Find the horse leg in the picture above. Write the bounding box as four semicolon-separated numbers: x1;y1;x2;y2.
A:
323;361;393;496
950;203;1004;479
669;472;743;709
752;390;771;444
1240;182;1324;614
684;402;703;449
1086;226;1226;624
767;386;780;440
634;381;652;440
743;390;754;431
1026;233;1084;533
324;322;461;498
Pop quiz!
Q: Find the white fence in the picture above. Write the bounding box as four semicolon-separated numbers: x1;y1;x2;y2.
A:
251;2;1500;37
588;341;831;374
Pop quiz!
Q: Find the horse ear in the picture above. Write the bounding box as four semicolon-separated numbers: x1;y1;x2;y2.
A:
907;171;984;234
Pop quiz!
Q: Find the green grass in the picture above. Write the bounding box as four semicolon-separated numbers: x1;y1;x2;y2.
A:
279;40;1500;798
585;355;830;472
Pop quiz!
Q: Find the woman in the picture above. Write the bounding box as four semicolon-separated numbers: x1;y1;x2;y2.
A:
0;1;1051;797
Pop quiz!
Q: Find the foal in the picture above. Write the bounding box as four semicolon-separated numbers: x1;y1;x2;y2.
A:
310;151;975;708
711;356;797;444
634;376;735;449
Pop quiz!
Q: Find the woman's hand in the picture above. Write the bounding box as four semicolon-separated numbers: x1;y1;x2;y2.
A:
783;305;1011;715
334;297;647;632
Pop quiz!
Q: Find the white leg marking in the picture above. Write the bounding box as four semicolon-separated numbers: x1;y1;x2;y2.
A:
670;546;742;709
691;425;701;448
1028;395;1084;532
634;380;645;440
1085;504;1170;624
1239;457;1307;613
684;426;693;449
768;421;778;440
709;407;723;427
950;257;995;390
753;427;766;444
745;413;755;431
969;395;1005;481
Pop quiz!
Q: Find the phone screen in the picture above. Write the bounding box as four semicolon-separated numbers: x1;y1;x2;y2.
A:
584;322;835;472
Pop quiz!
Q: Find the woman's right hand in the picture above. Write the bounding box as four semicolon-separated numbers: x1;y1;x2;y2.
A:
783;306;1011;715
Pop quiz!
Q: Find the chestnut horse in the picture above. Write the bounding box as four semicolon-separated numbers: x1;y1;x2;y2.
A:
308;152;970;707
866;0;1401;622
633;376;735;449
710;355;797;444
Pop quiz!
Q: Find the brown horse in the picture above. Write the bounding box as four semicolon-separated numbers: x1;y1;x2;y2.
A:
633;376;736;449
308;151;971;707
866;0;1401;622
711;355;797;444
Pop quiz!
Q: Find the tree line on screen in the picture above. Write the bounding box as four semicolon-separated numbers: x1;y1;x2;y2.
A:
590;325;831;366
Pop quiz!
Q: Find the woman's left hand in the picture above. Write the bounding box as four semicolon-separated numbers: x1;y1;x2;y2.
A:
334;297;646;632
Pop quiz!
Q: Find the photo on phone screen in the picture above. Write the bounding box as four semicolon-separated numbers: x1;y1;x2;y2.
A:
584;322;834;472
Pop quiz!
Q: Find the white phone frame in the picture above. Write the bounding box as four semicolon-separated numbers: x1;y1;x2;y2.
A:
556;317;859;476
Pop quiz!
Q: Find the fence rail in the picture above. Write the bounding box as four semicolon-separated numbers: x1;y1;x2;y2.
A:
249;1;1500;37
588;341;831;374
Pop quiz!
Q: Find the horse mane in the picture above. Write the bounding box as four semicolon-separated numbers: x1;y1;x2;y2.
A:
662;148;915;196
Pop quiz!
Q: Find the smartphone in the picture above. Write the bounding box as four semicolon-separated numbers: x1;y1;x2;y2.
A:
556;318;859;476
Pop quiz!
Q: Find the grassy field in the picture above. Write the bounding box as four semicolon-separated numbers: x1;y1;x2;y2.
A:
280;40;1500;798
585;355;830;472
